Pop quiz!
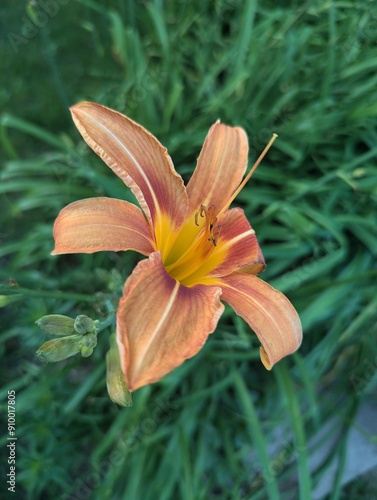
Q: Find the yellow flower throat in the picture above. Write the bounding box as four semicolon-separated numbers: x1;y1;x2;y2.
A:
162;204;223;287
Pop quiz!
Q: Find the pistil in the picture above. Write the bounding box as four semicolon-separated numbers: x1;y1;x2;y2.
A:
217;133;278;218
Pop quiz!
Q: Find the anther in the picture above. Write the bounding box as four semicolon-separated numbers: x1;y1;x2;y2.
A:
195;205;208;226
208;224;221;247
195;212;200;226
200;205;207;217
194;203;220;245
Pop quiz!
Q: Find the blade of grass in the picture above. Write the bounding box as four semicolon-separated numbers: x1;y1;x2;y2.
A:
275;360;312;499
63;362;105;414
232;369;280;499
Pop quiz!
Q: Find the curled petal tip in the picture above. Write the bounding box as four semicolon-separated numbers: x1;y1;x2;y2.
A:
260;347;272;370
218;274;302;369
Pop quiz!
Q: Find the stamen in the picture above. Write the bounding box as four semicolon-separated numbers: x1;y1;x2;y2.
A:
195;204;209;226
208;223;221;247
195;212;200;226
193;203;220;246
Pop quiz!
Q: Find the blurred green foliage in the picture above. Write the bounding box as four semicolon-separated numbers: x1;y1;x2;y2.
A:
1;0;377;499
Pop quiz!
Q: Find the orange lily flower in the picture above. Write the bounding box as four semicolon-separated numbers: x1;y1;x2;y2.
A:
53;102;302;391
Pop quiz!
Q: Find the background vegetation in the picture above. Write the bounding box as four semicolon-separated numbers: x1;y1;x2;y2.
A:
1;0;377;498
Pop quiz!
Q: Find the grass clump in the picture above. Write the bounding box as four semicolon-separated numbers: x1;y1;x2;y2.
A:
1;1;377;498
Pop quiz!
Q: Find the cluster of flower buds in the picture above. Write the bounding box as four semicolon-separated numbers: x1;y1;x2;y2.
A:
35;314;99;362
35;313;132;406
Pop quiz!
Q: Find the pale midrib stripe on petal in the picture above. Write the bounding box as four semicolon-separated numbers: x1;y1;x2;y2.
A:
230;281;302;346
68;223;152;239
202;134;230;207
218;228;255;252
224;282;286;342
81;110;162;221
131;280;181;381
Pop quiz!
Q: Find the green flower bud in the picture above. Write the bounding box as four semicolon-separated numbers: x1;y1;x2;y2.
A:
106;333;132;407
35;315;75;336
77;332;97;358
80;346;94;358
74;315;95;334
79;331;97;349
36;334;83;363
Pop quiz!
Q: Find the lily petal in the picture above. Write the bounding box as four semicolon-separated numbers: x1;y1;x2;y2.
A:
186;121;248;215
177;208;265;287
116;252;224;391
52;198;154;255
70;102;188;240
218;274;302;369
211;208;265;276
